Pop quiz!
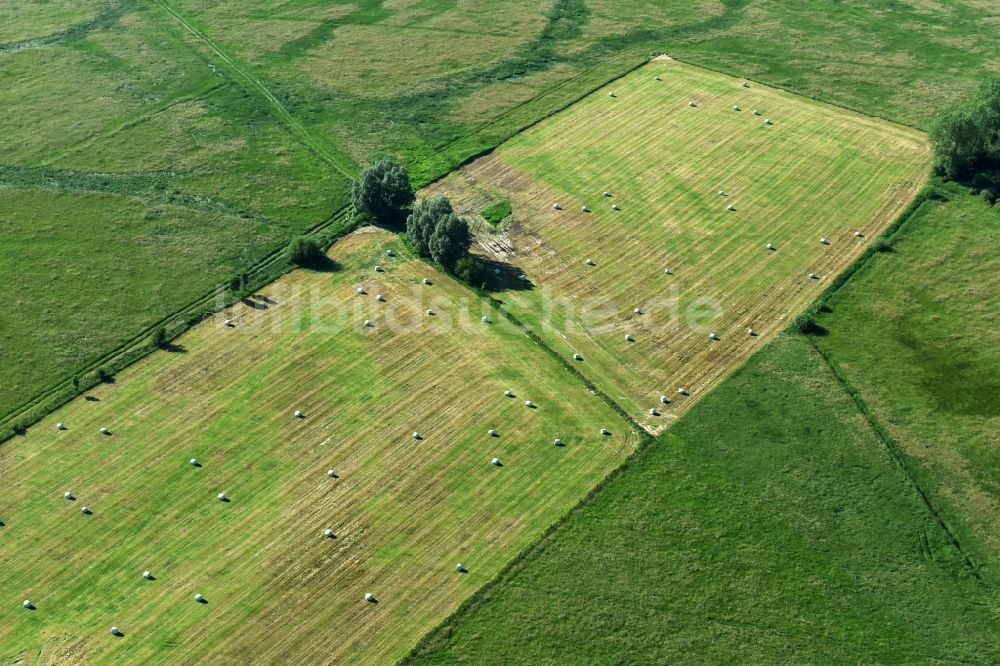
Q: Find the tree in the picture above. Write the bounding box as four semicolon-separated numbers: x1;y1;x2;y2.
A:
407;196;453;256
428;212;471;270
286;236;323;266
931;76;1000;197
453;255;486;286
353;159;415;224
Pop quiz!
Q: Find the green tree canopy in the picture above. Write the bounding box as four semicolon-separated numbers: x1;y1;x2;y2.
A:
406;196;453;256
931;76;1000;196
353;158;415;224
428;212;471;270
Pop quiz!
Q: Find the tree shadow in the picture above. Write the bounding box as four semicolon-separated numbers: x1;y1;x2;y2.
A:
241;298;269;311
477;258;534;292
252;294;278;305
163;342;188;353
297;255;341;272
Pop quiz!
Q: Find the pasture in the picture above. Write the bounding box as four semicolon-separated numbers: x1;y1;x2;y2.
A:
405;332;1000;664
425;57;931;426
814;185;1000;580
0;230;635;664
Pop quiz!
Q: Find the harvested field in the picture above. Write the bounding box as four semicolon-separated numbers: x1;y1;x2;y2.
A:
0;230;635;664
424;57;932;428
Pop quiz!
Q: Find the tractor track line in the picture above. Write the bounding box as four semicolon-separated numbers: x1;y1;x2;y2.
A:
148;0;356;181
806;334;984;583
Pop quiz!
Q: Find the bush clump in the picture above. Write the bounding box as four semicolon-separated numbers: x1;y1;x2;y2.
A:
286;236;324;266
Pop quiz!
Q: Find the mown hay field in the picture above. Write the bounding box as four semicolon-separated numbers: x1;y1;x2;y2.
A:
0;229;636;664
424;57;932;428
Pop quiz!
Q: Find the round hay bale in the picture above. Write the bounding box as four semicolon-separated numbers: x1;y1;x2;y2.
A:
456;563;465;572
64;491;74;500
582;205;590;212
718;190;726;196
422;277;431;285
143;571;153;580
602;191;611;197
23;600;32;609
217;492;228;501
482;315;491;323
808;272;818;280
488;429;497;437
748;327;756;336
552;202;562;210
190;458;199;467
753;109;761;116
491;457;501;466
733;105;740;111
364;319;373;327
600;428;610;436
365;592;375;602
742;81;750;88
504;390;513;397
294;410;304;418
649;408;659;416
608;91;616;98
586;258;595;266
80;506;91;514
195;594;205;603
709;332;718;340
553;438;563;446
525;400;535;408
688;100;697;107
655;75;662;81
376;294;385;302
327;469;338;478
660;395;670;405
386;249;395;257
355;287;365;295
56;422;66;431
663;267;671;274
820;237;829;245
854;231;863;237
99;427;109;435
111;626;122;636
625;334;634;342
324;529;334;538
413;432;422;440
764;118;773;125
727;203;736;211
224;318;234;328
677;387;688;395
426;309;434;316
573;353;583;361
634;307;642;315
766;243;775;251
375;265;383;272
611;203;620;211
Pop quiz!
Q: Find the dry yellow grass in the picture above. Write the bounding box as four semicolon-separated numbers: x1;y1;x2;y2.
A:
423;57;931;429
0;229;635;664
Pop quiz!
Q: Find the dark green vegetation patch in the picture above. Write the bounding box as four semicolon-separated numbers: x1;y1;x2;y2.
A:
480;199;512;226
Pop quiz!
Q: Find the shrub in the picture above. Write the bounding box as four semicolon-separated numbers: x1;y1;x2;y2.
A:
286;236;323;266
150;324;167;349
96;367;113;383
353;159;415;225
793;313;819;335
429;213;471;270
480;199;512;225
873;238;893;253
453;255;486;285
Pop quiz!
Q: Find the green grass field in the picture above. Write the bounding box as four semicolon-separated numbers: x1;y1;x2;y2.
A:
405;332;1000;664
426;58;930;425
0;230;637;664
813;184;1000;581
